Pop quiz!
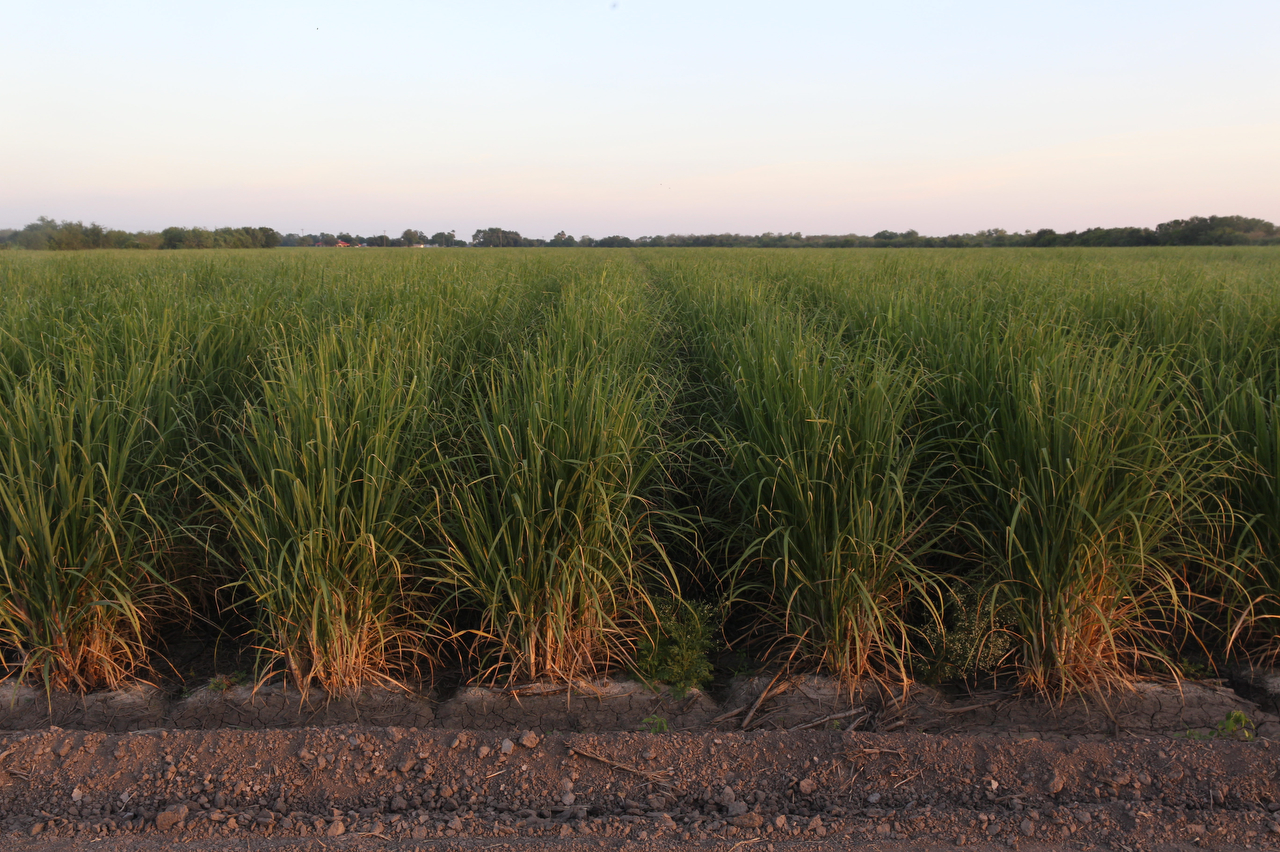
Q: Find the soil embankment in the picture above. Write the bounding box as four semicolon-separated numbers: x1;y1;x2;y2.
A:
3;676;1278;851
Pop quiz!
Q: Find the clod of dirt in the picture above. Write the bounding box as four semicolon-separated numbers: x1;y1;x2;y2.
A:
155;804;187;831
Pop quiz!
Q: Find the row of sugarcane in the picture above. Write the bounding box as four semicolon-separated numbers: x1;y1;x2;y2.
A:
1;245;1279;697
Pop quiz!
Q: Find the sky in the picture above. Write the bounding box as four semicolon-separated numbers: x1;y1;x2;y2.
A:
2;0;1277;239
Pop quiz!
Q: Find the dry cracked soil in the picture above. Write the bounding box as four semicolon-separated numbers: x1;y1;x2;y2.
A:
5;672;1280;852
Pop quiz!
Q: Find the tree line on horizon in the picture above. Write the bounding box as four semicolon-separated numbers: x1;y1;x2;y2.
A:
0;218;284;251
3;215;1276;251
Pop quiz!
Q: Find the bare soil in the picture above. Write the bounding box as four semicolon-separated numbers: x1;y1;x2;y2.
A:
4;675;1280;851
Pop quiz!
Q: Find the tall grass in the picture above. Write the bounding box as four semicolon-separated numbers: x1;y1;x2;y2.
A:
203;326;439;695
664;267;944;687
431;267;675;682
0;328;187;689
727;326;942;684
1197;354;1280;650
934;325;1236;693
0;246;1277;697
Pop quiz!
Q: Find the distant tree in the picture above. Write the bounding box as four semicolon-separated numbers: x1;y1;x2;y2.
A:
105;229;135;249
1222;215;1276;237
1155;215;1274;246
10;217;59;249
160;227;187;249
258;227;283;248
472;227;523;247
46;221;89;250
428;230;464;247
4;215;1274;251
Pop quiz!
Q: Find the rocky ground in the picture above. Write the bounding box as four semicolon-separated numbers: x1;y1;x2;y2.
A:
5;673;1280;851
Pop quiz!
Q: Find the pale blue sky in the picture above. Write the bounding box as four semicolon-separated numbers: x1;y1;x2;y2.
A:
3;1;1276;238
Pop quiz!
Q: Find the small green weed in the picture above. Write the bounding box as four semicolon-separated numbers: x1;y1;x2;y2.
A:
207;671;246;693
633;598;719;697
1216;710;1256;741
921;587;1015;682
1178;657;1213;680
1177;710;1256;742
641;715;669;734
